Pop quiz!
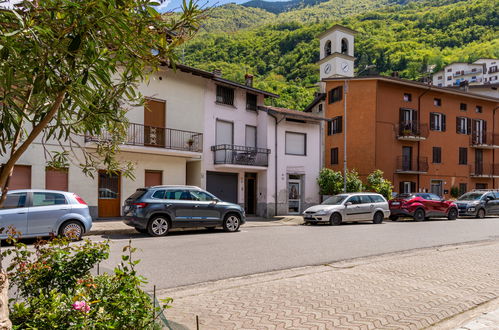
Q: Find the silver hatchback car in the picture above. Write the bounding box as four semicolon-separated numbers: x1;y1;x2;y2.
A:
303;192;390;225
0;189;92;240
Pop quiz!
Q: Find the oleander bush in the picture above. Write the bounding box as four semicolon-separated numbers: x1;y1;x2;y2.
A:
2;238;170;329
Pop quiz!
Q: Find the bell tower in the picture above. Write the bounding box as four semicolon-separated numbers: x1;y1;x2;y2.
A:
318;25;357;80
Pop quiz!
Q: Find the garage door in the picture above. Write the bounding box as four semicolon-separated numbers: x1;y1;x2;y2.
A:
10;165;32;190
206;171;238;204
46;168;69;191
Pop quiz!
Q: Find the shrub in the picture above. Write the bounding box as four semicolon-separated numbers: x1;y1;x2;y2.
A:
450;186;459;198
366;169;393;200
345;170;364;193
3;238;169;329
317;168;344;195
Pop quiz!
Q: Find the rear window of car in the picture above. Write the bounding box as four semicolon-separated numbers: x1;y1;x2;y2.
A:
151;190;166;199
32;192;67;207
370;195;385;203
127;189;147;201
0;193;27;209
396;194;415;200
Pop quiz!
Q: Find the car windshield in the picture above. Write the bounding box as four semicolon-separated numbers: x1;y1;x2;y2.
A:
458;193;483;201
321;195;347;205
395;193;414;200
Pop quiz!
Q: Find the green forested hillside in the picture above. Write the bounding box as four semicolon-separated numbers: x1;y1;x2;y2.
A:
184;0;498;109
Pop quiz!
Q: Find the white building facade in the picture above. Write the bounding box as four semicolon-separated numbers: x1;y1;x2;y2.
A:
3;64;323;218
432;59;499;88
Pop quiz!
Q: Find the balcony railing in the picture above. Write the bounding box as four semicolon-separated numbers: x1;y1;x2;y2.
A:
85;122;203;152
470;132;499;149
211;144;270;167
453;68;482;77
396;121;429;141
396;156;429;174
470;164;499;178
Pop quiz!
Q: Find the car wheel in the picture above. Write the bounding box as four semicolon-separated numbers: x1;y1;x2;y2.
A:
413;208;425;222
59;220;84;241
447;208;458;220
135;228;148;234
373;212;384;224
389;215;398;221
476;208;486;219
147;216;170;237
223;214;241;232
329;213;342;226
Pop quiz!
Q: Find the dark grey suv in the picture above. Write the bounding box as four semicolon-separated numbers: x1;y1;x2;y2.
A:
454;190;499;218
123;186;245;236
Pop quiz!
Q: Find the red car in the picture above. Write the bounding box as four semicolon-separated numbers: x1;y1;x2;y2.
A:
389;193;458;221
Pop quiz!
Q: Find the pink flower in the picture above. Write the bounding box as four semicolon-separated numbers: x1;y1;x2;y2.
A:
72;301;90;313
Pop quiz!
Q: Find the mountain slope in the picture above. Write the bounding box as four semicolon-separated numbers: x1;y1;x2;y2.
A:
183;0;498;109
242;0;326;14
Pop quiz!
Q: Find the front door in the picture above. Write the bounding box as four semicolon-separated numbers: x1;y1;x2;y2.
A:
430;181;443;197
288;177;301;214
144;98;166;147
98;171;121;218
244;173;257;215
0;192;28;237
472;119;486;144
402;146;412;171
344;195;362;220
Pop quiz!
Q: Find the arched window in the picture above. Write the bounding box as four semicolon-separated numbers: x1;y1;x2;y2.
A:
324;40;331;56
341;38;348;55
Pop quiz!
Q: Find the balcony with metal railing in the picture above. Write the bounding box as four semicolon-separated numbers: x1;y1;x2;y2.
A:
470;164;499;178
85;122;203;153
211;144;270;167
396;121;429;141
453;68;483;77
470;132;499;149
395;156;429;174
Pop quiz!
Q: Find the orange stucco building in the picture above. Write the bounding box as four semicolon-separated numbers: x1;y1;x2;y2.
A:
323;76;499;198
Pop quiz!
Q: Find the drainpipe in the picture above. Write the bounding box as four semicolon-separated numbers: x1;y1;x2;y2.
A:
417;84;432;192
493;106;499;188
267;112;285;217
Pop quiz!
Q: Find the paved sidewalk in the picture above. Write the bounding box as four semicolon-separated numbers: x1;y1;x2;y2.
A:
87;216;304;236
158;240;499;330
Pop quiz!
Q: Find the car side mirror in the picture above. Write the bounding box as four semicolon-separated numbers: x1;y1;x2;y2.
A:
345;202;352;207
211;198;220;204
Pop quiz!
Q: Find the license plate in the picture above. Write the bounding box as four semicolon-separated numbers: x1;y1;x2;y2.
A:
391;202;400;206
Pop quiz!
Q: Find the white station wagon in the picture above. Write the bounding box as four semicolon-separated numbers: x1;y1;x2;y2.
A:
303;193;390;225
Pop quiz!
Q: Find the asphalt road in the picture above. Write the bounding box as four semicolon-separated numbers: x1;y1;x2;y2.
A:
90;218;499;291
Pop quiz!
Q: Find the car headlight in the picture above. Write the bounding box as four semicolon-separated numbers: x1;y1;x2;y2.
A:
315;210;329;216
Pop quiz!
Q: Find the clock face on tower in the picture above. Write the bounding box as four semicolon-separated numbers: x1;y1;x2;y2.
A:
341;62;349;72
324;63;331;75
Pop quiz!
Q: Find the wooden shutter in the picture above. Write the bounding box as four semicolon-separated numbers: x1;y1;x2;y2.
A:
483;120;487;135
45;168;69;191
9;165;31;190
441;114;446;131
467;118;472;135
337;116;342;133
399;182;404;193
429;113;435;130
145;170;162;187
327;121;332;136
410;182;416;193
456;117;461;133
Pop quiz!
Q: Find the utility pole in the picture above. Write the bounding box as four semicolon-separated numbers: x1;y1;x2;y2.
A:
343;79;348;193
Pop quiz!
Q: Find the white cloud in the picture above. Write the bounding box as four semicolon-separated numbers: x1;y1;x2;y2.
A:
151;0;171;12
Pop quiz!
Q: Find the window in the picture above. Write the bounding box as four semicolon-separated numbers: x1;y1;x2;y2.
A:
346;196;361;204
331;116;342;134
456;117;471;134
330;148;339;165
165;190;185;200
370;195;385;203
476;105;483;113
432;147;442;164
285;132;306;156
459;147;468;165
145;170;162;187
400;182;415;194
245;125;257;148
216;85;234;106
246;93;257;111
434;98;442;106
324;40;331;56
489;66;498;73
0;193;27;209
447;68;452;72
447;76;452;81
437;76;443;80
318;104;323;112
476;183;488;189
190;190;216;201
459;183;467;196
328;86;342;104
32;192;67;207
460;103;467;111
472;68;477;72
429;112;446;131
341;38;348;54
428;194;441;201
403;93;412;102
152;190;166;199
359;195;372;204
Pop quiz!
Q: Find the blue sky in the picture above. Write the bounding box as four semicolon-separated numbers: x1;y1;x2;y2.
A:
155;0;290;12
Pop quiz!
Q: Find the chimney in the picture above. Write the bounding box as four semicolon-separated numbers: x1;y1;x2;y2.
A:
213;69;222;77
459;80;469;92
391;71;399;78
245;73;254;87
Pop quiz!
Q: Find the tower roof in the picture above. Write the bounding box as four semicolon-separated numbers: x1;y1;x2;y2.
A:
317;24;359;39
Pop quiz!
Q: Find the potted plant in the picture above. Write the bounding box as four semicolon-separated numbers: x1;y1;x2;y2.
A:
187;138;195;150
